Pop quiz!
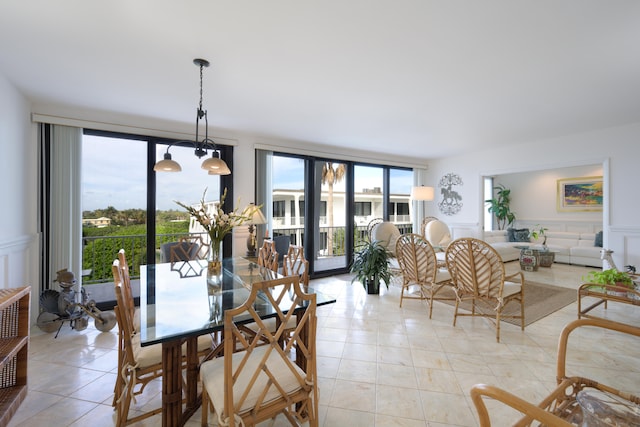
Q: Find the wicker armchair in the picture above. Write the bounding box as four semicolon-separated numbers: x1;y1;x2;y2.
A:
420;216;439;237
445;238;525;342
471;318;640;426
396;233;455;316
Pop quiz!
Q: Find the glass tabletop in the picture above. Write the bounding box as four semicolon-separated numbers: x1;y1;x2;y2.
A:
139;257;335;346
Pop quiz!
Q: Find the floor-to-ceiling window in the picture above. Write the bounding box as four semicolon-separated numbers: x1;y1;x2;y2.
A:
261;150;412;277
81;130;230;309
389;168;413;233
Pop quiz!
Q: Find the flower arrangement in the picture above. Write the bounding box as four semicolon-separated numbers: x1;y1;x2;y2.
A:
175;188;260;272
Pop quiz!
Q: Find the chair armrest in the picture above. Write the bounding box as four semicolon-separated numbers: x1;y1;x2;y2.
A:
555;318;640;383
505;271;524;284
470;384;573;427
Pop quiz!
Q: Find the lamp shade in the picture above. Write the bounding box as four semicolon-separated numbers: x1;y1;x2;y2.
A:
249;206;267;225
153;153;182;172
202;156;231;175
410;186;435;201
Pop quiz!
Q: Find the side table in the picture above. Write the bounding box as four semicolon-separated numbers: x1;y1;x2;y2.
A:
515;246;556;271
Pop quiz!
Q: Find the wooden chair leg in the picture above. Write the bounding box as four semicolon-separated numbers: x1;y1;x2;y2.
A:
201;384;209;426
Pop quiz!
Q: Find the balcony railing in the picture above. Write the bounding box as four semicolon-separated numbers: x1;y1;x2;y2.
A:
82;222;412;284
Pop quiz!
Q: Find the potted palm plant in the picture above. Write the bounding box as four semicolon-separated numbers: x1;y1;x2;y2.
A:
350;239;392;294
485;184;516;230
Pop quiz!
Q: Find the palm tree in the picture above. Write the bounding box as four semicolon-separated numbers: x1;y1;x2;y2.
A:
321;162;346;256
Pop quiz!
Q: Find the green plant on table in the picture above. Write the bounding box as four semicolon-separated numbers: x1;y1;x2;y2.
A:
350;239;392;293
582;268;634;289
529;225;548;246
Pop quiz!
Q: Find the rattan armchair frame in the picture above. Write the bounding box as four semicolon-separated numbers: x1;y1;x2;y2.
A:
445;238;525;342
396;233;455;317
470;318;640;426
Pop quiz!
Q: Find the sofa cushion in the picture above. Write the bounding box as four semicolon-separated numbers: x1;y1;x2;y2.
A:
571;246;601;258
483;230;508;244
594;231;603;247
507;228;530;242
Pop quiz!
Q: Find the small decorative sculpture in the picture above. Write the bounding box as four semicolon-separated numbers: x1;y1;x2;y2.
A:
600;249;618;271
37;268;117;337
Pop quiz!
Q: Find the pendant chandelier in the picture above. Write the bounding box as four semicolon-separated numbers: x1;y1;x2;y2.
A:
153;58;231;175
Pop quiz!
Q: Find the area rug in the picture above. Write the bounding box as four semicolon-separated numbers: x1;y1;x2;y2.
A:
436;281;577;326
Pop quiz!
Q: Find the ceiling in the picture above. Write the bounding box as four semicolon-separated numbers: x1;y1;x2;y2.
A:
1;1;639;160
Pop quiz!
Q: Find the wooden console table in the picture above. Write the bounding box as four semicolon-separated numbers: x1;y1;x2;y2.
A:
578;283;640;320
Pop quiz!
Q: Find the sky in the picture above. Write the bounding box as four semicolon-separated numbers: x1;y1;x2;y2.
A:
82;135;412;212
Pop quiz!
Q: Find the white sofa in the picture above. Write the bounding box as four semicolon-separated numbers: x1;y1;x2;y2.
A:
483;230;603;268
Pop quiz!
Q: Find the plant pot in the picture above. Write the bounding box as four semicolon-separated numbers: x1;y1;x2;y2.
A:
365;278;380;294
606;282;630;297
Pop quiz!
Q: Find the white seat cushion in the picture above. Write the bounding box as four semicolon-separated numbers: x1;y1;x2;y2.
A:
372;222;401;256
435;268;451;283
131;333;213;368
425;220;452;247
201;345;305;416
502;281;522;298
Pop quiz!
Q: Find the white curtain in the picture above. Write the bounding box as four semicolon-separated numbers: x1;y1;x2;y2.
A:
254;149;273;246
412;168;429;233
46;124;83;289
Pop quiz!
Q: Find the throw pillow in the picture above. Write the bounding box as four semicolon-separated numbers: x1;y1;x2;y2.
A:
595;230;603;247
507;228;530;242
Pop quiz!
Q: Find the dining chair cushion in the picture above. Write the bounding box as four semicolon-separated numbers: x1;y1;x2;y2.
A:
201;345;306;415
131;334;163;368
131;333;213;368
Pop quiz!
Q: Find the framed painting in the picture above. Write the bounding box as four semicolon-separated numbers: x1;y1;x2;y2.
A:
557;176;603;212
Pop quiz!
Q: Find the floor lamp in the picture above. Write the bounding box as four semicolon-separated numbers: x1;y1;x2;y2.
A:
410;185;435;232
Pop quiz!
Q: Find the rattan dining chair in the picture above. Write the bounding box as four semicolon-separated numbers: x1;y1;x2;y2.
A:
200;275;318;427
257;239;279;272
470;318;640;426
396;233;455;316
445;237;525;342
283;244;309;288
112;263;164;426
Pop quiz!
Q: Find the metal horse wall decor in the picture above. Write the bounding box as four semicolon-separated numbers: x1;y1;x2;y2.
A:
438;173;463;216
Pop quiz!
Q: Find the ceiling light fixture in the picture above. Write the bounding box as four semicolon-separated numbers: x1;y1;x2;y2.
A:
153;58;231;175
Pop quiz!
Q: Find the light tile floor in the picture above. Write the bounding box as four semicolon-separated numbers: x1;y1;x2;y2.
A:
8;262;640;426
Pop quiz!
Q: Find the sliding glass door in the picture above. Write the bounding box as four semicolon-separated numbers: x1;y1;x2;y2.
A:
313;161;349;273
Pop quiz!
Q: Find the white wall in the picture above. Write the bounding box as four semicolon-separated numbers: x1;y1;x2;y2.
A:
426;123;640;269
496;164;603;232
0;72;39;321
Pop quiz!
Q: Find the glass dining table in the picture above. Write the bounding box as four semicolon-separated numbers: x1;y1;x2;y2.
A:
139;257;335;427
